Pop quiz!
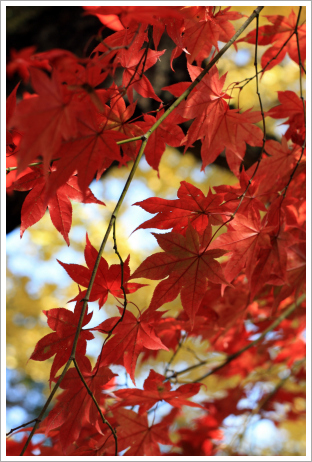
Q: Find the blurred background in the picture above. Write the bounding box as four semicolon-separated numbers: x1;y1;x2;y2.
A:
6;5;306;456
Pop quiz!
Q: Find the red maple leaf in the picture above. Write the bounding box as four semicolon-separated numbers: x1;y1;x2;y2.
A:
44;358;116;451
131;223;229;325
239;10;306;72
213;168;268;216
133;181;227;235
170;65;263;175
136;110;185;172
30;300;94;383
84;6;183;29
94;308;168;384
108;408;173;456
254;137;302;189
10;166;105;246
58;234;145;308
194;106;263;175
6;46;51;82
11;68;80;174
176;64;230;119
45;105;125;197
210;209;275;284
100;89;144;160
114;369;203;414
120;46;165;103
267;91;306;145
182;7;242;65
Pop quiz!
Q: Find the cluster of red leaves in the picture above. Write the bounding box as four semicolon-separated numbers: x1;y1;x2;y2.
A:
6;6;305;457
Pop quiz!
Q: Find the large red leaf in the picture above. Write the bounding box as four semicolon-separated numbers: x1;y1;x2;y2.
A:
108;408;172;456
267;91;306;145
58;234;145;308
45;106;125;197
30;300;94;383
182;7;242;65
131;223;229;325
114;369;203;414
210;209;275;284
239;10;306;72
44;359;116;452
170;65;263;175
11;166;105;246
11;68;80;174
94;308;168;384
6;46;51;82
136;110;185;172
133;181;227;235
188;107;263;176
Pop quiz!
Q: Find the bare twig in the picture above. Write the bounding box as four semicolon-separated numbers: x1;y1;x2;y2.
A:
165;293;305;382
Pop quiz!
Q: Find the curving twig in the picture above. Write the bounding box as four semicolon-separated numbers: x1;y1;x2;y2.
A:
165;293;305;382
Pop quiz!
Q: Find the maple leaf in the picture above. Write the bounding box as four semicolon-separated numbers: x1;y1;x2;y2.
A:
136;110;185;172
84;6;183;29
213;168;268;216
120;45;166;103
170;65;263;175
273;240;306;309
93;308;168;384
176;64;230;120
238;10;306;72
58;234;144;307
6;46;51;82
91;23;148;78
248;226;294;300
267;91;306;145
44;358;116;451
114;369;203;414
30;300;94;383
45;105;125;197
254;137;302;189
210;209;275;284
6;83;23;189
182;7;242;65
100;89;144;160
11;166;105;246
133;181;227;235
11;68;80;175
131;223;229;325
185;106;264;176
109;408;173;456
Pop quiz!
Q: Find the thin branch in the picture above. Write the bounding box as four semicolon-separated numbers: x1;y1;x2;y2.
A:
94;216;129;373
164;333;187;377
19;7;264;454
111;217;128;328
279;6;306;204
73;358;118;456
229;12;306;94
224;357;306;454
166;293;306;382
6;158;60;174
6;419;39;437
